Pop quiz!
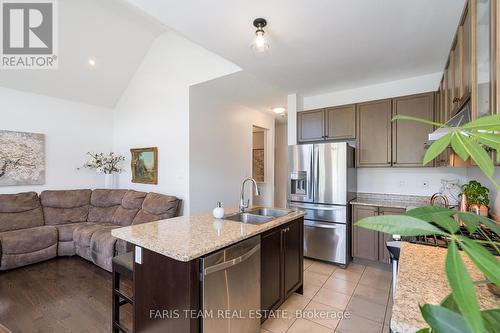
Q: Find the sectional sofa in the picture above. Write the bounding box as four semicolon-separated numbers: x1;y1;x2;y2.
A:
0;189;180;272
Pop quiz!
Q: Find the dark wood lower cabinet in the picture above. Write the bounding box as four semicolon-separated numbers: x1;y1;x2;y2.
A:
261;217;304;318
352;205;405;264
133;248;200;333
261;227;283;312
131;217;304;331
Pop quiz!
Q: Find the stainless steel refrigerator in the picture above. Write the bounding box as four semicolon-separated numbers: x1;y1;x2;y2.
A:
287;142;356;266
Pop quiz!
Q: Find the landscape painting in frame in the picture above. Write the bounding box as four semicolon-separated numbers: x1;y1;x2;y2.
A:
130;147;158;184
0;130;45;186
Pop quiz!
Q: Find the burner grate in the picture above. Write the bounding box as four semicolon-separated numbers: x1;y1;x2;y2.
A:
404;225;499;256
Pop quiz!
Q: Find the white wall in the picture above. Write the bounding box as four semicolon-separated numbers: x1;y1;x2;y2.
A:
113;31;240;215
358;167;468;197
302;72;442;110
274;123;288;208
0;87;113;193
189;72;277;214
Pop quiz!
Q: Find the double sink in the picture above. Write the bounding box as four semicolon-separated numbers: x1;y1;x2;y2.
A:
224;208;292;225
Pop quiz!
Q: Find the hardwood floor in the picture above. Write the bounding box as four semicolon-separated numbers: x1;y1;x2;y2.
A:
0;257;132;333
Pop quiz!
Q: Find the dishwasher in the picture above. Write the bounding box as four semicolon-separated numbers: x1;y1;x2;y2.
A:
201;235;261;333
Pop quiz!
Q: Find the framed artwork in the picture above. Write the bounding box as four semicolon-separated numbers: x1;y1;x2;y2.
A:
130;147;158;184
252;148;264;182
0;130;45;186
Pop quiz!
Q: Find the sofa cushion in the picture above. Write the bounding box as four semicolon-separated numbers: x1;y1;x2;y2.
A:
54;223;81;242
1;244;57;271
73;223;113;249
133;193;180;224
90;227;119;271
41;190;91;225
0;226;57;255
88;189;127;223
0;192;44;232
122;190;147;209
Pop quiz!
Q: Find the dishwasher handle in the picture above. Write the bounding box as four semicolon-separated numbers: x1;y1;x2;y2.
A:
305;220;341;229
203;244;260;276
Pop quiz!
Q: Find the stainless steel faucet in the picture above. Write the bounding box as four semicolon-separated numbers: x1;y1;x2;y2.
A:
240;178;261;212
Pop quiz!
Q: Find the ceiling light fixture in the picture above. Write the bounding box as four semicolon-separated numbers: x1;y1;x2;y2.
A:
252;18;269;52
88;58;96;67
272;106;286;114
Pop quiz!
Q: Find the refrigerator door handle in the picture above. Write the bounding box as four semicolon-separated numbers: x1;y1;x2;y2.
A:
310;146;315;202
312;145;319;202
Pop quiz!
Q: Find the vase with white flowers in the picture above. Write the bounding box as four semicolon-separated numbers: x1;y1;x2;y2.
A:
83;152;125;189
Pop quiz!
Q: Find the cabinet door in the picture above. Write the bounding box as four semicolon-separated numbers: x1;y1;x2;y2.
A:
392;92;435;167
352;205;379;261
261;227;283;313
453;31;463;104
298;110;325;142
378;208;405;264
447;55;456;116
326;105;356;140
283;218;303;297
356;99;392;167
462;4;471;99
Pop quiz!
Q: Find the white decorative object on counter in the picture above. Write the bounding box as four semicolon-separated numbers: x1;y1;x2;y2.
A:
212;202;225;219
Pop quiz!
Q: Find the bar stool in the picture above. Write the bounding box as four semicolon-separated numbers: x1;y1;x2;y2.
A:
112;252;134;333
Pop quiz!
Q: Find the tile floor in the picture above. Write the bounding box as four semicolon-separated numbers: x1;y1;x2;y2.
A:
260;258;393;333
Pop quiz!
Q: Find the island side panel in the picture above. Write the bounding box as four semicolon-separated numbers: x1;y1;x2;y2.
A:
133;248;200;333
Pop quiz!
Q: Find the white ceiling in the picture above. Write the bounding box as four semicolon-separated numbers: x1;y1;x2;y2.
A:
191;71;287;121
126;0;465;96
0;0;165;107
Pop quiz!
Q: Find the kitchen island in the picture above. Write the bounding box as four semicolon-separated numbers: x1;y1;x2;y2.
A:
391;242;500;332
112;208;305;333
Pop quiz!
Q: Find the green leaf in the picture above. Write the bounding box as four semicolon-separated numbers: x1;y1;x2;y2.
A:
420;304;472;333
415;329;431;333
458;236;500;286
456;212;480;233
423;133;452;166
355;215;448;236
471;132;500;151
441;293;461;314
393;114;446;127
406;206;459;233
406;206;456;220
462;114;500;130
446;241;484;333
431;214;460;234
481;309;500;333
451;133;471;161
461;136;494;178
477;216;500;236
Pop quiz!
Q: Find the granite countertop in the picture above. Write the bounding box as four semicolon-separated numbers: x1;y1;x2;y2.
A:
111;207;305;262
391;242;500;333
350;193;430;210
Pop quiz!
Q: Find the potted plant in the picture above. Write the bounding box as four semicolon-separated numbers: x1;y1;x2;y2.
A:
462;180;490;216
355;114;500;332
83;152;125;189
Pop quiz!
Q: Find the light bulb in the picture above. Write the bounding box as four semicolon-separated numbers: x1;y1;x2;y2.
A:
252;30;269;52
88;58;96;67
272;107;286;114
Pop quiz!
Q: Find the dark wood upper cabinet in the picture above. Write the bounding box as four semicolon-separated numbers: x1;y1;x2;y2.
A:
283;219;303;297
447;53;456;116
326;105;356;140
352;205;379;261
297;109;325;142
453;33;462;107
261;217;303;317
392;92;435;167
356;99;392;167
462;3;471;100
260;227;283;313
